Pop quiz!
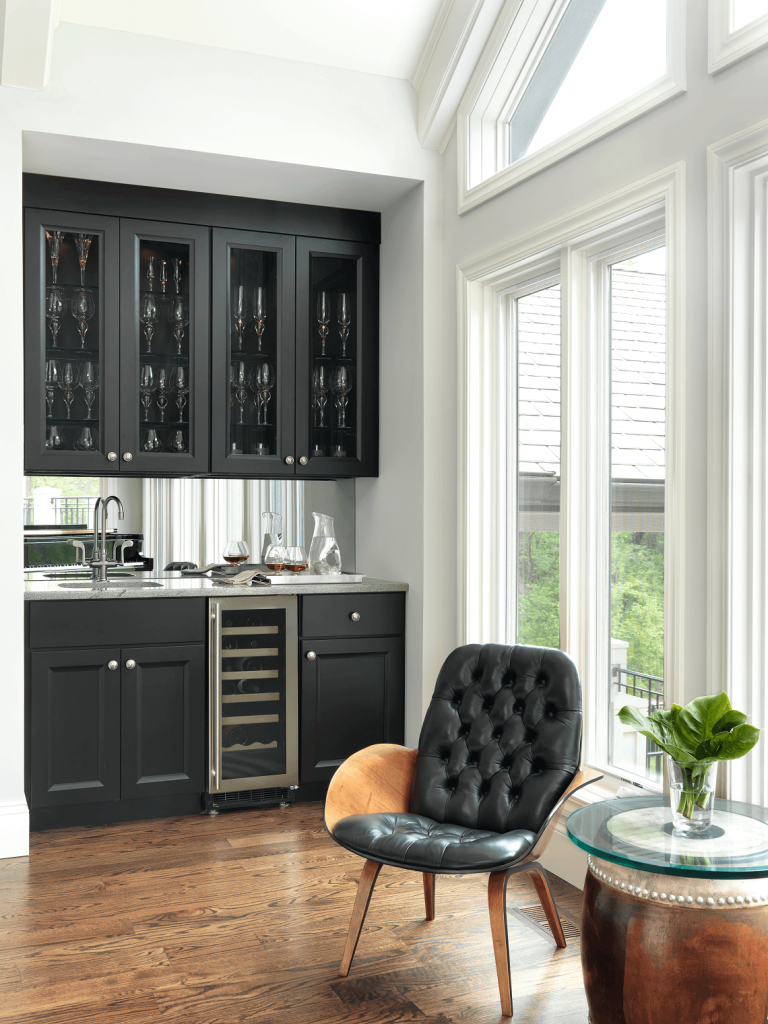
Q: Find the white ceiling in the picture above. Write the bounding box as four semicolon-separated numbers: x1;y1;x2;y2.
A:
58;0;444;81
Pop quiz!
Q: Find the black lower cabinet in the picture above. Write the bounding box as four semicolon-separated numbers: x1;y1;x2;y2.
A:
300;635;404;784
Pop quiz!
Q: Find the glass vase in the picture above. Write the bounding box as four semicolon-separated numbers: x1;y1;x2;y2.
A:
308;512;342;575
668;756;718;836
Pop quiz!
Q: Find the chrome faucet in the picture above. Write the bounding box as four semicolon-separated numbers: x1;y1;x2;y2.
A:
90;495;125;581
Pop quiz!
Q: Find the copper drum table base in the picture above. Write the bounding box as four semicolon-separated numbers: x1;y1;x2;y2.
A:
582;856;768;1024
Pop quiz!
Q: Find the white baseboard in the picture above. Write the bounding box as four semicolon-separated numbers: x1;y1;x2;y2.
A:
539;827;588;890
0;802;29;859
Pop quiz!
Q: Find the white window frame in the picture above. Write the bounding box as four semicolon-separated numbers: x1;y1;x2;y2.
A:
457;163;685;792
457;0;686;214
709;0;768;74
708;117;768;805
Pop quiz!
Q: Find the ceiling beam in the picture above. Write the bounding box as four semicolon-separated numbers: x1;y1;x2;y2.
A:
0;0;60;90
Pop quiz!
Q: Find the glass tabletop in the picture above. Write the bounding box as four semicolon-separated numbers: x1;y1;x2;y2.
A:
567;796;768;879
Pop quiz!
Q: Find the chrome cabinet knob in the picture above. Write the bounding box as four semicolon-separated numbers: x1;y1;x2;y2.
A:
299;456;308;466
350;612;361;622
125;659;136;670
306;651;316;661
123;452;133;462
107;660;118;671
285;456;294;465
107;452;117;462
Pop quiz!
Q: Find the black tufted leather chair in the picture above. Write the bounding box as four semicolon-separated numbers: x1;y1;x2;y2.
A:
325;643;601;1017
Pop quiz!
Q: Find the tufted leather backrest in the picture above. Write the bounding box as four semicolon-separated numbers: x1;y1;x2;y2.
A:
410;644;582;835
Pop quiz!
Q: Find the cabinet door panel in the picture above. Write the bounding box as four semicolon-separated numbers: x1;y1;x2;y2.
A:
121;644;205;799
30;649;121;807
24;209;120;474
295;237;378;478
120;220;210;474
300;636;404;783
211;228;295;476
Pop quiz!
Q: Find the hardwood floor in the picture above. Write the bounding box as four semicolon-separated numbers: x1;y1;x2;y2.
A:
0;804;590;1022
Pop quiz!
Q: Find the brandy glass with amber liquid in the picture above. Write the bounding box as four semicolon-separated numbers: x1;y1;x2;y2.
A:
284;546;309;573
223;540;250;566
263;542;287;573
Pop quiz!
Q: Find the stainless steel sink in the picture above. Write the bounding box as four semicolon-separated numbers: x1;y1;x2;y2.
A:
57;581;164;590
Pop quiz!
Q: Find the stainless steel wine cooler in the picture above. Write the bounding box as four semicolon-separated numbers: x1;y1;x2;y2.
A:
208;596;299;797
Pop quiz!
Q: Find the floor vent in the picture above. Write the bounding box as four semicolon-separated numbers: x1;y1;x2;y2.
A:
513;904;581;941
213;788;291;809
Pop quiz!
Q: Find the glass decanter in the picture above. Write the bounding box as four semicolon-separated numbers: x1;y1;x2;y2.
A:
261;510;283;565
308;512;342;575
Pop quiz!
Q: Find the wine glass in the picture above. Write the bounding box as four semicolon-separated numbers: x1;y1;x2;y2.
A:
140;293;159;354
169;430;188;452
74;234;92;286
317;290;330;357
170;365;189;423
160;261;168;292
263;541;287;573
75;426;97;451
233;286;249;352
78;361;99;420
45;426;64;449
337;292;351;358
284;546;309;572
223;540;249;566
312;363;331;427
141;428;162;451
71;288;95;349
45;359;61;417
45;287;66;348
331;364;354;428
45;231;64;285
139;364;154;421
168;296;189;356
249;362;275;426
60;362;76;419
232;361;248;424
253;286;266;353
146;256;156;291
171;258;182;294
155;366;169;422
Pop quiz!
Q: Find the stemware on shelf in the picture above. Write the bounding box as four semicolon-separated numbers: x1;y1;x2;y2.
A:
253;286;266;353
232;361;248;424
45;425;64;450
139;364;154;421
160;260;168;292
45;287;66;348
45;359;62;417
249;361;274;426
168;295;189;356
75;426;97;451
233;286;249;352
45;231;64;285
60;362;76;420
331;364;354;429
223;540;249;566
155;366;169;422
284;546;309;572
140;293;159;354
169;430;187;453
73;234;92;286
78;361;99;421
170;365;189;423
337;292;351;358
146;256;156;291
71;288;95;349
141;428;162;452
171;259;182;294
312;362;331;428
316;291;330;358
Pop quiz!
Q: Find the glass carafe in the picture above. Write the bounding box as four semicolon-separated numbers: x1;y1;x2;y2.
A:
309;512;342;575
261;511;283;564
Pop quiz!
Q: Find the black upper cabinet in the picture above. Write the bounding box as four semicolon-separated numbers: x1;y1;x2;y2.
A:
211;228;295;476
119;220;210;474
25;208;120;473
296;238;379;477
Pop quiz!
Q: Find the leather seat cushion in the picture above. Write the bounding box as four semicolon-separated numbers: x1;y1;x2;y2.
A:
333;811;536;873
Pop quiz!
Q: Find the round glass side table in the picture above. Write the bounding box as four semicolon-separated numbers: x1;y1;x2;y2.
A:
567;796;768;1024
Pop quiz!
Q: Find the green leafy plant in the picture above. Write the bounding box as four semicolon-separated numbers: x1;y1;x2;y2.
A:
617;693;760;819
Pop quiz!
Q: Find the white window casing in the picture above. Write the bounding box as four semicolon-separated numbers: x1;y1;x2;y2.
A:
709;0;768;74
457;0;686;214
457;162;685;789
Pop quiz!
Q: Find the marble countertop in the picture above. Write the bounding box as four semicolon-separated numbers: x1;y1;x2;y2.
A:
24;572;408;601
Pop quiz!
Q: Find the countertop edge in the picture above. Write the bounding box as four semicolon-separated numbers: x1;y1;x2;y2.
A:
24;577;409;601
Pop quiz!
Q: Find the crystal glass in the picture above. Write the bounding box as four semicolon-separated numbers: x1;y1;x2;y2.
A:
140;293;159;354
139;364;154;421
159;261;168;292
45;359;61;417
78;361;99;421
169;429;188;453
317;290;330;357
309;512;342;575
337;292;351;358
172;258;182;294
60;362;76;420
141;428;162;452
146;255;156;291
261;511;282;564
74;234;92;286
74;426;97;451
250;361;274;426
168;295;189;356
312;363;331;428
154;367;169;422
71;288;95;349
233;285;249;352
232;361;248;425
170;365;189;423
45;230;64;285
223;540;249;566
331;364;354;429
668;757;718;836
284;546;309;572
45;286;66;348
45;425;64;449
263;541;287;572
253;285;266;353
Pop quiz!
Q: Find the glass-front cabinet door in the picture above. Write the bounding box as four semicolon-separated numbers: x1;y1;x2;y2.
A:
119;220;210;474
211;228;295;476
295;237;378;478
24;209;120;473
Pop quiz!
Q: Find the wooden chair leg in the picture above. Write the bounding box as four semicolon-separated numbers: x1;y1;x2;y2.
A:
423;872;435;920
339;859;383;978
528;865;566;948
488;869;513;1017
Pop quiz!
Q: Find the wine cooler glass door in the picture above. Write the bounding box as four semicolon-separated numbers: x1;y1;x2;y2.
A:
209;597;298;792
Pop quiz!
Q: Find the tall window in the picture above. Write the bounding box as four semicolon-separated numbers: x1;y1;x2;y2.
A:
733;0;768;29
